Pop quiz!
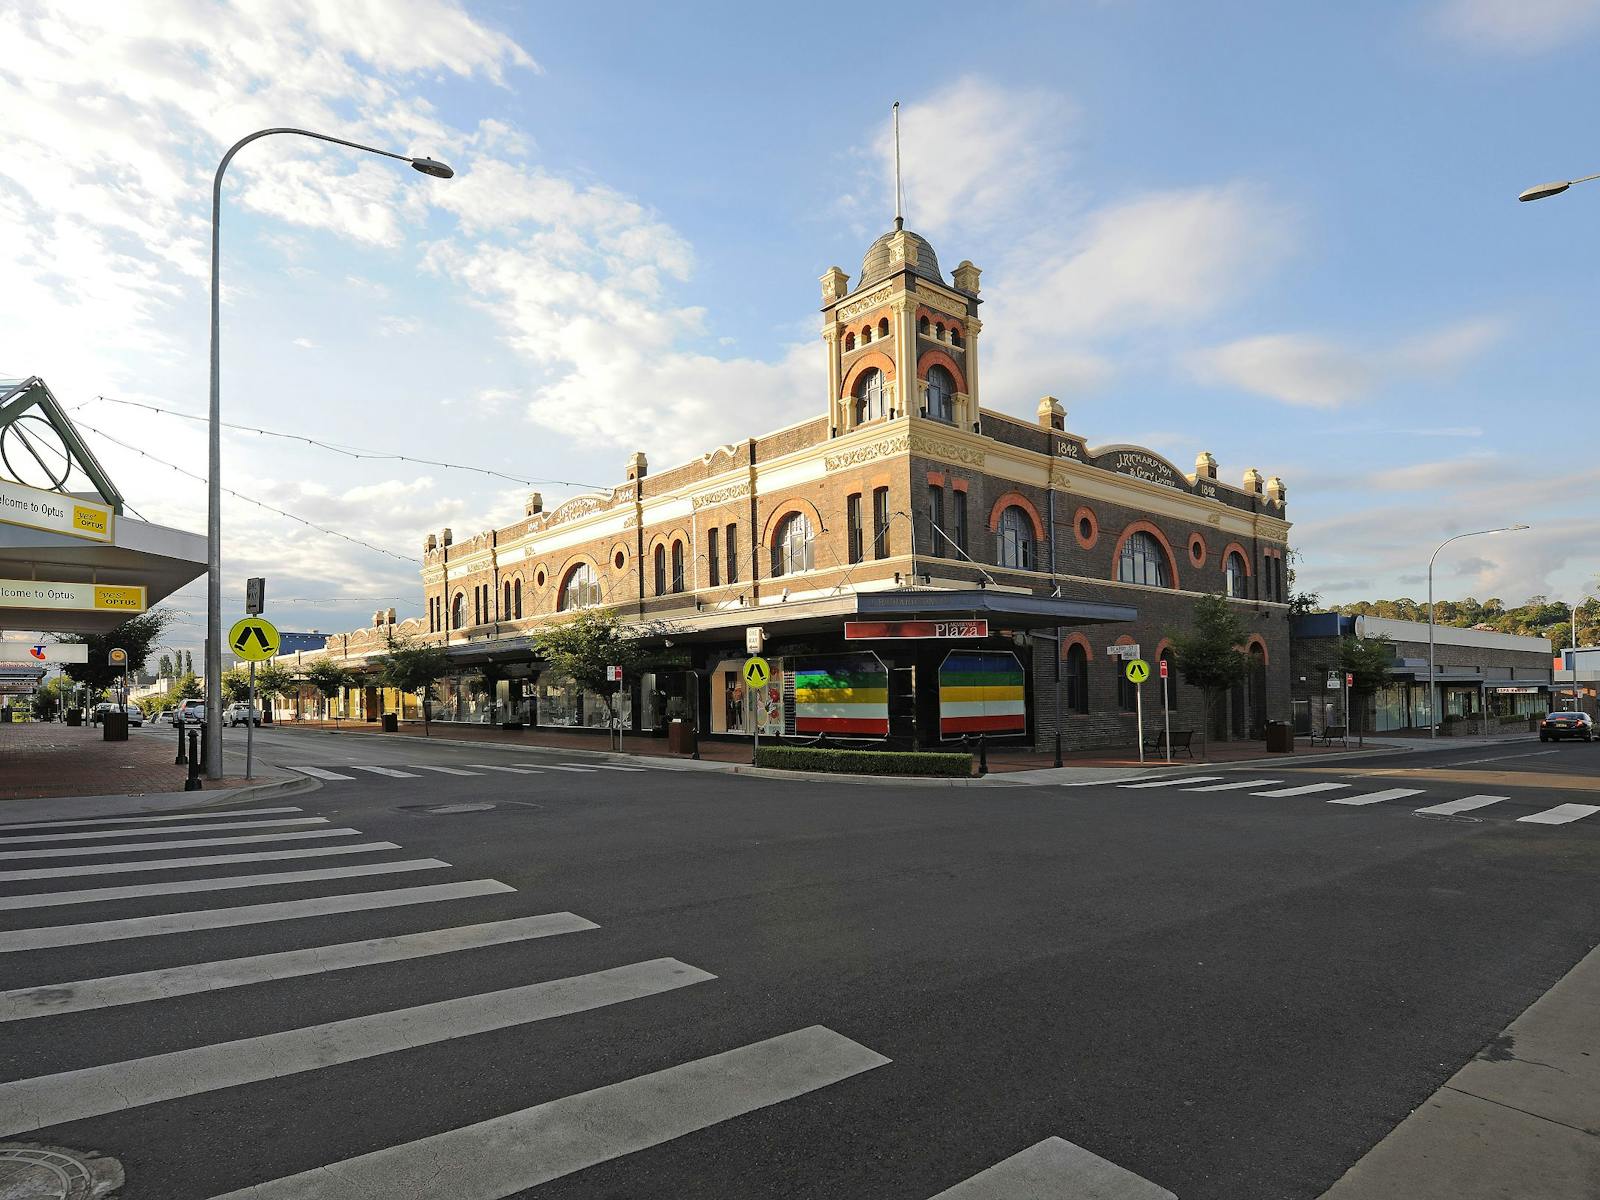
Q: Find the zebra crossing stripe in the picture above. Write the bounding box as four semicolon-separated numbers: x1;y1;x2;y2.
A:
1518;803;1600;825
0;913;598;1022
0;807;304;832
202;1025;888;1200
1415;795;1505;816
0;828;363;861
1252;782;1351;798
468;764;543;775
0;818;329;846
928;1136;1176;1199
570;763;648;772
296;766;356;781
541;765;597;773
0;880;515;954
0;859;449;912
1327;788;1425;807
1118;776;1222;789
0;842;398;883
0;958;714;1137
1184;779;1282;792
413;765;482;776
351;766;421;778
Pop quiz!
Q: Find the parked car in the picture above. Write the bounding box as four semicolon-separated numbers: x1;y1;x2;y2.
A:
1539;711;1594;742
120;705;145;728
90;701;112;724
175;699;209;726
224;702;262;727
154;708;175;725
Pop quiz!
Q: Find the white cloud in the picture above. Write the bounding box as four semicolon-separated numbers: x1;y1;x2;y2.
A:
1432;0;1600;52
1187;317;1505;409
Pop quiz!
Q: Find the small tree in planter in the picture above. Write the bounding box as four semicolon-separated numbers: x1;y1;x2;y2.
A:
530;610;655;733
373;635;450;737
302;660;353;724
252;661;293;723
1338;636;1392;745
1168;593;1250;758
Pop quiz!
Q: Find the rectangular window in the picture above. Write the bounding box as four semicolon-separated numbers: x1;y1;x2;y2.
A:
725;523;738;584
1117;668;1138;712
847;493;864;564
708;527;720;587
928;485;944;554
952;488;968;558
872;487;890;559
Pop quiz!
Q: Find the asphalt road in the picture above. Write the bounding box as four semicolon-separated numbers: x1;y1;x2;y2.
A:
2;726;1597;1198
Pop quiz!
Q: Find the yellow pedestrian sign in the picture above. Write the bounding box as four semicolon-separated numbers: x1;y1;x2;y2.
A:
743;656;770;688
1125;658;1150;684
229;616;281;662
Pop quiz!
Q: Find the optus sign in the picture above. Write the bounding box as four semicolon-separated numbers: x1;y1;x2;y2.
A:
0;579;146;612
0;476;114;543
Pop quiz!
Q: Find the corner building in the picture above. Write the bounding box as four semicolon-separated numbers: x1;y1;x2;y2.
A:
316;219;1293;752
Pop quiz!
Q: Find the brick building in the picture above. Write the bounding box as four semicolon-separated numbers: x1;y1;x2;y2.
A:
300;219;1294;752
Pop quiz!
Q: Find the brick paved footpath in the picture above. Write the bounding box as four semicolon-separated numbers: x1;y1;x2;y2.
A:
0;722;250;801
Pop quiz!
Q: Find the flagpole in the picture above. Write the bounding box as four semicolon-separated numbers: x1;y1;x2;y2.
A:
892;100;903;229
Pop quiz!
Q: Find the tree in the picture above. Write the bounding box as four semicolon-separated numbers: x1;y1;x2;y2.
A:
253;661;294;719
530;609;650;702
184;650;194;675
1168;593;1250;757
158;654;173;679
220;666;252;703
31;675;74;721
1284;546;1321;616
301;659;352;720
374;635;451;735
1339;637;1393;740
58;610;172;693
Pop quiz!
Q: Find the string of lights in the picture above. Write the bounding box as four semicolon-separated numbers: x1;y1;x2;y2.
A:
78;395;608;491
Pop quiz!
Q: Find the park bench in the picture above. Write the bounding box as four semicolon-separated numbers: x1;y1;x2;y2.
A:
1143;729;1195;757
1311;724;1347;747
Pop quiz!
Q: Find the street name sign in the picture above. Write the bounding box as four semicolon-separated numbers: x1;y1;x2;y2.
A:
1106;643;1140;659
845;620;988;640
743;656;771;688
0;477;113;543
229;616;281;662
0;579;145;613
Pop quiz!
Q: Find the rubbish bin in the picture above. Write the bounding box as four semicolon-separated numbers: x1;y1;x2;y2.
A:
1265;721;1293;753
667;718;697;755
0;708;11;723
381;712;399;733
65;709;82;727
102;712;129;742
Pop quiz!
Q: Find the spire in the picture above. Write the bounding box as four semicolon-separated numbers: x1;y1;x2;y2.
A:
892;100;904;231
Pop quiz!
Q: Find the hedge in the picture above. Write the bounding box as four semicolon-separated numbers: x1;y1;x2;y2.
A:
755;745;973;777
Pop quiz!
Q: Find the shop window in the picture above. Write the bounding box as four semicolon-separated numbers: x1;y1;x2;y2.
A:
847;493;864;565
1065;643;1089;714
708;527;721;586
854;368;887;424
771;512;815;577
872;487;890;559
996;505;1035;570
1117;531;1171;588
925;365;954;422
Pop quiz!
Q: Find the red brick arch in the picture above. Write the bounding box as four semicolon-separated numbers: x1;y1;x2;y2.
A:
1244;634;1270;664
987;492;1046;541
917;347;967;392
761;497;827;545
841;350;896;398
1220;541;1253;575
1109;521;1181;590
1058;631;1093;660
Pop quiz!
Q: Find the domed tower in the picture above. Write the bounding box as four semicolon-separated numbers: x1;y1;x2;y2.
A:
819;108;982;435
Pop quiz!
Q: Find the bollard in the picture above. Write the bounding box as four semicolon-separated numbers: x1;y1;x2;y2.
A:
1053;731;1062;769
977;732;988;777
175;721;187;765
184;728;203;791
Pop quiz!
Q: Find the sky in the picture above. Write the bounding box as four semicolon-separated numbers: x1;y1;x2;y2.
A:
2;0;1598;658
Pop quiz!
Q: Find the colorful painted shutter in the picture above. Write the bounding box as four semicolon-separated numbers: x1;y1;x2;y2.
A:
793;654;889;737
939;651;1026;737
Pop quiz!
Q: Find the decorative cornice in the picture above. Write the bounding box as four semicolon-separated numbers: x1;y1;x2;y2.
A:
690;481;752;510
913;287;970;322
824;432;909;471
909;431;985;468
836;285;895;323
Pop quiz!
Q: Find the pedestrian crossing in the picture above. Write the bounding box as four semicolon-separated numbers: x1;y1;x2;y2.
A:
298;758;674;782
0;801;1168;1196
1116;774;1600;825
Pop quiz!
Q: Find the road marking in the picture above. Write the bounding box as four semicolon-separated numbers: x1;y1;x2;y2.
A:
468;764;543;774
203;1025;888;1200
929;1136;1176;1199
567;763;648;772
0;859;449;912
1252;782;1351;798
350;765;421;778
0;829;362;861
1451;750;1561;765
1328;788;1426;806
0;913;597;1022
1518;803;1600;825
0;958;713;1137
413;765;482;776
1415;795;1506;815
0;842;397;883
1117;776;1222;789
1183;779;1282;792
0;807;304;832
0;880;514;954
296;766;356;781
541;765;597;773
0;818;329;846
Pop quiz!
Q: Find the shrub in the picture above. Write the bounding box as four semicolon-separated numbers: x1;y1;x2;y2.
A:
755;745;973;778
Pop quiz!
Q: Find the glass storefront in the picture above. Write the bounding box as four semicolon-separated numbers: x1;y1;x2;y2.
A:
536;672;630;730
709;658;784;736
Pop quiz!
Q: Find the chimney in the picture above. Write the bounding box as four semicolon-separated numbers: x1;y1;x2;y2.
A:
626;451;648;482
424;533;437;553
385;607;397;624
1036;396;1065;431
952;260;981;295
1266;475;1286;504
1195;451;1218;480
1242;467;1264;494
820;266;848;304
525;491;543;516
441;527;453;547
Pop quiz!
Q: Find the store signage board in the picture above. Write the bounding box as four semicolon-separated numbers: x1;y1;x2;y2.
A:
0;643;89;664
845;620;988;640
0;579;145;612
0;477;114;543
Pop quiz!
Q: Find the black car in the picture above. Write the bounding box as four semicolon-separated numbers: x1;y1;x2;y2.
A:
1539;711;1594;742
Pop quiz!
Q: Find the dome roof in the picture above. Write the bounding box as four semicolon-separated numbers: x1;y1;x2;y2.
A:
859;224;943;288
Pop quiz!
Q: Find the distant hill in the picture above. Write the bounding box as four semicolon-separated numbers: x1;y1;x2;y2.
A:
1325;595;1596;650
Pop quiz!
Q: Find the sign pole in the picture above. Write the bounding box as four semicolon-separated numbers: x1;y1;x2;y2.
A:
1136;682;1145;764
246;659;256;780
1162;670;1172;763
616;670;623;752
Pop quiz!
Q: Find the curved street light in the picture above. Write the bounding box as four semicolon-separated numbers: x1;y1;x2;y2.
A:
1519;171;1600;202
1427;524;1530;737
203;129;452;779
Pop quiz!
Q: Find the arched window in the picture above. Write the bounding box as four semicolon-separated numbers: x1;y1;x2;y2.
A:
1225;551;1249;599
996;505;1035;570
450;592;465;629
560;563;601;611
771;512;815;577
513;577;522;619
878;317;889;338
654;544;667;596
934;321;945;341
1118;531;1171;588
918;314;930;335
861;325;872;344
853;368;887;424
1066;642;1089;714
950;326;963;347
671;539;685;593
1117;657;1138;711
844;331;856;351
925;364;955;422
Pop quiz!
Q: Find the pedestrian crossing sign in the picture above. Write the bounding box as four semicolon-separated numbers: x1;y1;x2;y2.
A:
743;656;770;687
229;616;281;661
1125;658;1149;684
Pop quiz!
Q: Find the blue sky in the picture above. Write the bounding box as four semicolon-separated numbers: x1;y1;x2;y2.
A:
2;0;1597;656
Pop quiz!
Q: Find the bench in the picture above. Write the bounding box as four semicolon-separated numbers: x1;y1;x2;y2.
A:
1143;729;1195;757
1311;724;1347;747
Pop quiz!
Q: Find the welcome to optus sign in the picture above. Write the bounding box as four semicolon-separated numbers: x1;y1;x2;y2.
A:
0;476;114;543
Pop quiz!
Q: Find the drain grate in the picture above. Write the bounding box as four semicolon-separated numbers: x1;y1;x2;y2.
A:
0;1143;123;1199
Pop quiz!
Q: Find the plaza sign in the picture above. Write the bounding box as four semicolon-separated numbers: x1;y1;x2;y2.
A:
0;476;114;543
0;579;146;613
845;620;989;640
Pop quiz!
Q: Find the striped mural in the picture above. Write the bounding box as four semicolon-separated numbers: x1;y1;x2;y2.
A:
793;654;889;737
939;651;1027;738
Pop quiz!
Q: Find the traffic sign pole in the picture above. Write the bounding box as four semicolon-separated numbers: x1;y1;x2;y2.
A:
1136;682;1145;764
246;659;256;780
1162;670;1171;763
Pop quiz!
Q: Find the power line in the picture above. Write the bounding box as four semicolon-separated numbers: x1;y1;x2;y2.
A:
75;420;420;564
80;395;608;491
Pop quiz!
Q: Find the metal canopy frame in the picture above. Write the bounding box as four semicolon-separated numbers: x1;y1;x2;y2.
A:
0;376;124;513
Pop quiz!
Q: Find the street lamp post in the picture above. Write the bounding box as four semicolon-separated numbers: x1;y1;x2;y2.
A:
1426;525;1530;738
1519;172;1600;202
204;129;452;778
